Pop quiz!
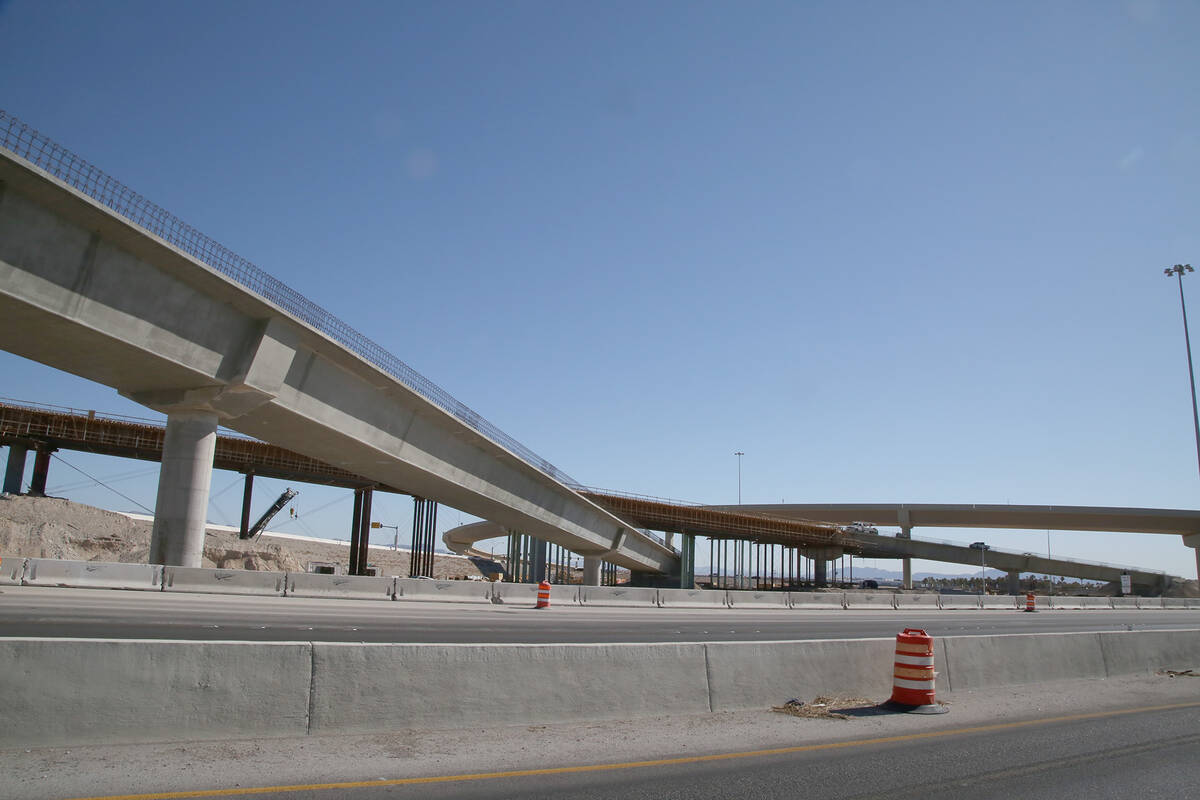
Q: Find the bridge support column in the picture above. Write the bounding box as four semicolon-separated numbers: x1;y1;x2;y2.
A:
150;411;218;567
805;547;842;588
1007;569;1021;595
532;539;548;583
3;444;28;494
583;556;602;586
899;525;913;590
28;447;54;496
679;534;695;589
1185;534;1200;581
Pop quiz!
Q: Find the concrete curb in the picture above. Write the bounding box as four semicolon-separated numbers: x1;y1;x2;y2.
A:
4;629;1197;748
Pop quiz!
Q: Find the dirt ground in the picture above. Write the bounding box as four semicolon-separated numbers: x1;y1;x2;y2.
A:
0;493;485;578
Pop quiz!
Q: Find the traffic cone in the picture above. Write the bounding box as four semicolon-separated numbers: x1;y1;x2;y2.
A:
535;580;551;609
885;628;947;714
1024;592;1036;612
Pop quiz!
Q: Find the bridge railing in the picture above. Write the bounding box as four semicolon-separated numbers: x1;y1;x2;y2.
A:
0;111;583;493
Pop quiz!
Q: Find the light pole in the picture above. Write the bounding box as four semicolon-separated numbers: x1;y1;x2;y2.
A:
734;451;744;504
970;541;990;594
1165;264;1200;482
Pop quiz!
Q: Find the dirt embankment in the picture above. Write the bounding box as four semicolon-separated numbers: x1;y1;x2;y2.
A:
0;494;483;578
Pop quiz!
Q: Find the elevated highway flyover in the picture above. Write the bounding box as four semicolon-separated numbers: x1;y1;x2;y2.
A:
0;113;674;579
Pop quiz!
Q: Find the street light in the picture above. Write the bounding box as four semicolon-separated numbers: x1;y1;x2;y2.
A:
1165;264;1200;482
970;541;990;594
734;451;744;504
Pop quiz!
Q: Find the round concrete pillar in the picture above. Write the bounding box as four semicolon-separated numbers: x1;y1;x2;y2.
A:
150;411;219;567
582;556;602;586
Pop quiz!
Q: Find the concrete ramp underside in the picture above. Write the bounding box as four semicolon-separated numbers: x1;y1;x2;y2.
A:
0;150;675;574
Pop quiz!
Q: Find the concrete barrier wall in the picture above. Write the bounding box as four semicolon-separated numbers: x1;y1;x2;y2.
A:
286;573;395;601
5;629;1198;747
23;558;162;591
942;631;1109;690
725;590;790;609
938;594;981;610
1075;596;1114;609
842;591;898;610
1110;597;1139;609
894;592;940;610
578;585;658;607
790;591;846;609
163;566;286;596
1049;596;1084;609
979;595;1019;610
0;555;26;585
704;638;905;711
308;642;711;732
395;578;495;604
657;588;727;608
490;581;543;606
0;638;311;747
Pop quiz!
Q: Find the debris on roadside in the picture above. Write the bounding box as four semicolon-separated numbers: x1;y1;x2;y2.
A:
1156;669;1198;678
770;695;871;720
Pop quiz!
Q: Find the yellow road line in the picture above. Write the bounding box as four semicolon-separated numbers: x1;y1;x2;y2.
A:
69;700;1200;800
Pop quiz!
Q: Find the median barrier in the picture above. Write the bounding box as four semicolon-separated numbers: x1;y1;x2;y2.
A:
0;638;312;747
578;585;658;607
704;637;923;711
1161;598;1191;609
286;573;396;601
0;555;25;585
1031;595;1052;610
894;592;939;610
308;641;711;731
842;591;898;610
1048;596;1084;609
657;588;727;608
789;591;846;609
979;595;1019;610
1110;597;1140;609
490;581;545;606
162;566;286;596
1076;596;1115;609
942;631;1108;690
937;594;981;610
22;557;162;591
1098;629;1200;676
725;590;790;609
394;577;503;604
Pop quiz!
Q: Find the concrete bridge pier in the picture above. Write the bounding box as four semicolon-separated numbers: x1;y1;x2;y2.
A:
28;446;55;496
805;546;843;588
582;556;602;586
1007;569;1021;595
899;524;913;589
149;410;219;567
1185;534;1200;581
3;443;28;494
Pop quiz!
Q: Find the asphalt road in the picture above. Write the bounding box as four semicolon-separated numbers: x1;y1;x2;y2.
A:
58;699;1200;800
2;585;1198;642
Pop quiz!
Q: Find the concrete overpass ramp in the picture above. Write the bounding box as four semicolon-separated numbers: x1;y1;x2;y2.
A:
0;118;674;575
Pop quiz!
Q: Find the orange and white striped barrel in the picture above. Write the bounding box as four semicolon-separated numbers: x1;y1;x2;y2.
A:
535;580;551;609
889;628;937;707
1025;592;1036;612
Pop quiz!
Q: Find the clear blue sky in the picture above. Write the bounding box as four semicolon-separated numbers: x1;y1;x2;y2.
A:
1;0;1198;577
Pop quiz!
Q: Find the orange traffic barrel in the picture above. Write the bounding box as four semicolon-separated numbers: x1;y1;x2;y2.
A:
887;628;947;714
1025;592;1036;612
535;580;551;609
